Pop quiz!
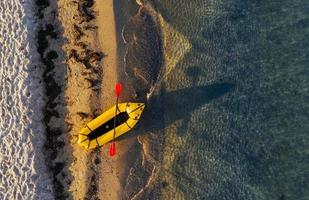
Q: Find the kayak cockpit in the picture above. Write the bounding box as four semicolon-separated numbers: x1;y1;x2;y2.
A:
78;102;145;149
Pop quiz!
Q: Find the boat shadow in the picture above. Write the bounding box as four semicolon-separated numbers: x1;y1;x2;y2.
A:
117;82;234;140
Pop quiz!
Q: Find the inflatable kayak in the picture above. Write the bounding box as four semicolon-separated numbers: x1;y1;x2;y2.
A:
78;102;145;149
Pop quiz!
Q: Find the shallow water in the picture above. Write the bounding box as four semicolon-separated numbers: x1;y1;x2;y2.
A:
156;0;309;199
124;0;309;199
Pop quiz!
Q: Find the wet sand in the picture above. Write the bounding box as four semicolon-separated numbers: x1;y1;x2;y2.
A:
95;0;122;199
95;0;142;199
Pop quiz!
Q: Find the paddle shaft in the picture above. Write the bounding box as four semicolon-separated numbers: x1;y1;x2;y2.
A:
112;96;119;141
110;83;121;156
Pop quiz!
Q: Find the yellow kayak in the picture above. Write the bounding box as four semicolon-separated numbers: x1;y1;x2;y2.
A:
78;102;145;149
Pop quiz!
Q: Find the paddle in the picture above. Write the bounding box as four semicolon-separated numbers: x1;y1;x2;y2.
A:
109;82;122;157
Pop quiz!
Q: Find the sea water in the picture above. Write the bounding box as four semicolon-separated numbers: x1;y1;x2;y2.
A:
155;0;309;199
124;0;309;199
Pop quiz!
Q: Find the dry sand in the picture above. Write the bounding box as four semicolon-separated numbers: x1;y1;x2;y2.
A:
55;0;103;198
0;0;53;199
0;0;159;199
56;0;139;199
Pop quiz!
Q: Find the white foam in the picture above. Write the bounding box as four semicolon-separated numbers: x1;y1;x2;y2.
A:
0;0;53;199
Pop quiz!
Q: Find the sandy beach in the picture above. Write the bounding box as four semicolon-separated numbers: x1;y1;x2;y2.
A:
0;0;184;198
0;0;53;199
94;1;145;199
2;0;308;199
54;0;141;199
93;0;128;199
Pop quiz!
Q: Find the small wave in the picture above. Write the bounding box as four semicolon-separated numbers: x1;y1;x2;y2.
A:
122;2;163;102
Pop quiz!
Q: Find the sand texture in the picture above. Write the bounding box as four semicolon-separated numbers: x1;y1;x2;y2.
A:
0;0;53;199
0;0;164;199
55;0;129;199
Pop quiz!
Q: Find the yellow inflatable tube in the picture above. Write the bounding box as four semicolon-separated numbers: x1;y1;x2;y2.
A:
78;102;145;149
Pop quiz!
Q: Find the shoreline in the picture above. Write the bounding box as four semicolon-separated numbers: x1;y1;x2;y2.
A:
36;0;165;198
95;0;121;199
57;0;142;199
95;0;142;199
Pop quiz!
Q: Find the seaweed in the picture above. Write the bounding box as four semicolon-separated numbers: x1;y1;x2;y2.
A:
75;41;88;49
76;0;96;23
68;48;104;70
73;24;84;41
35;1;72;198
85;78;101;89
84;51;105;63
84;25;98;31
35;0;49;19
77;112;89;119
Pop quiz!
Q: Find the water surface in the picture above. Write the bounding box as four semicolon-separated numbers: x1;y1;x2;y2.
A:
124;0;309;199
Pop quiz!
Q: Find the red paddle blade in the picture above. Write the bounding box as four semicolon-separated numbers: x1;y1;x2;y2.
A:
115;83;122;97
109;143;116;157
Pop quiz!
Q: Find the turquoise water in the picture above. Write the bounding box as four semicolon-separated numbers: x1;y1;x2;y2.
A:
123;0;309;199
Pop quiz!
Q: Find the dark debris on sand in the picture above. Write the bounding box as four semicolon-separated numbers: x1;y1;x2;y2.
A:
35;0;74;199
67;0;106;94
